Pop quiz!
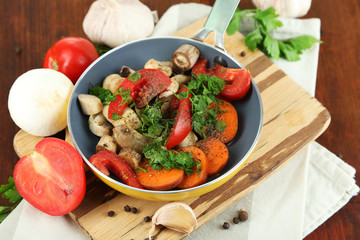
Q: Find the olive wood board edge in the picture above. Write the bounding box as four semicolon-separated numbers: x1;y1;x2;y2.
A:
12;18;331;240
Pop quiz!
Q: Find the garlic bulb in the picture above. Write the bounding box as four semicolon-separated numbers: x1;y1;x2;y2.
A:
83;0;154;48
252;0;312;18
149;202;198;239
8;69;73;136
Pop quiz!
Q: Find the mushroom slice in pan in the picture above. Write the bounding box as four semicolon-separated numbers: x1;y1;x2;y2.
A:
89;113;112;137
96;135;117;153
102;74;125;93
113;123;152;154
144;58;173;77
118;147;142;170
103;105;141;129
172;44;200;71
177;131;198;148
78;94;103;115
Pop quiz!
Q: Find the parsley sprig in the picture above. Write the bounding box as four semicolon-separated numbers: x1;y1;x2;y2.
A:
186;74;227;137
0;177;22;223
227;7;322;61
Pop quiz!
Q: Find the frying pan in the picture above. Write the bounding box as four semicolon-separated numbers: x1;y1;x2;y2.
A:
67;0;263;201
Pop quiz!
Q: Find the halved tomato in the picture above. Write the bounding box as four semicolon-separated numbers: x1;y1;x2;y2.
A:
13;138;86;216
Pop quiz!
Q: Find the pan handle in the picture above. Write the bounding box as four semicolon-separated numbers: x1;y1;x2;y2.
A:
192;0;240;52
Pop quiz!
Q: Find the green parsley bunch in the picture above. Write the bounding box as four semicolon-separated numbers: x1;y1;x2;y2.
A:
227;7;322;61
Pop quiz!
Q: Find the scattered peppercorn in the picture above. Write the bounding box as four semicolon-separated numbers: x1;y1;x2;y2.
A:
15;47;22;55
238;209;248;221
107;210;115;217
240;51;246;57
124;205;131;212
233;217;240;224
223;222;230;229
131;207;138;213
144;216;151;222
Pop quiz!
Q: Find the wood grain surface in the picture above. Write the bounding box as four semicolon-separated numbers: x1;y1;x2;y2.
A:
0;0;359;240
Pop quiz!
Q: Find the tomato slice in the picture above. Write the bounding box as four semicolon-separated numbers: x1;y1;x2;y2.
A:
108;69;171;119
13;138;86;216
89;150;143;189
165;85;192;149
192;58;209;76
214;64;252;100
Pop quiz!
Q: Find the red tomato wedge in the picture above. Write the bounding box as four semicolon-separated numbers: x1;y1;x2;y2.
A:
214;64;252;100
13;138;86;216
108;69;171;119
89;150;144;189
165;85;192;149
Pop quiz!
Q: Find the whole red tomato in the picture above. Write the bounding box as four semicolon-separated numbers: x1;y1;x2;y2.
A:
43;37;99;84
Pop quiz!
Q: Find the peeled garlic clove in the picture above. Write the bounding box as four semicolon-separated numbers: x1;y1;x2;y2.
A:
83;0;154;48
149;202;198;239
8;69;73;137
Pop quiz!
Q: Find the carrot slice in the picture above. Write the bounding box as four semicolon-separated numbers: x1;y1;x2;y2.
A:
207;100;238;143
195;137;229;176
136;159;185;190
177;146;208;189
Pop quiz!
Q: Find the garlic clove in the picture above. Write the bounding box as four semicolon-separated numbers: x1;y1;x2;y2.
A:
149;202;198;239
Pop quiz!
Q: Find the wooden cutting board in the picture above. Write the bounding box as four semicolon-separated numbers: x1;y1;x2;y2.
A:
13;18;330;240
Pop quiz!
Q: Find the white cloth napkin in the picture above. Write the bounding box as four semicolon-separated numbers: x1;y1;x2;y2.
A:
0;3;358;240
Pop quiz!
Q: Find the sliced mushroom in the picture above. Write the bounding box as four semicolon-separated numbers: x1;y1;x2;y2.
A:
120;66;135;78
102;74;125;93
78;94;103;115
171;74;191;85
103;105;141;129
158;95;174;114
144;58;172;77
96;135;117;153
177;131;198;148
89;113;112;137
159;78;179;98
113;123;152;154
172;44;200;71
118;147;142;170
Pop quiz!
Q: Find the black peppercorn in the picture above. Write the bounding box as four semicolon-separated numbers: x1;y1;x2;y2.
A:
233;217;240;224
223;222;230;229
107;210;115;217
238;209;248;221
131;207;138;213
240;51;246;57
144;216;151;222
124;205;131;212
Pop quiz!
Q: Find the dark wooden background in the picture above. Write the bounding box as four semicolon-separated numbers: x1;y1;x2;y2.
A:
0;0;359;239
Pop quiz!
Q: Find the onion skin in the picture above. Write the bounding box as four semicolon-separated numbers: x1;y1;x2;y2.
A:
8;68;73;136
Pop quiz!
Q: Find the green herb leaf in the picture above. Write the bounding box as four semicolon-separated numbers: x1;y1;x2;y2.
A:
287;35;323;51
227;7;322;61
114;87;132;106
253;7;282;31
128;72;142;82
112;113;120;120
89;86;115;103
0;177;22;223
264;33;280;59
279;42;301;61
245;28;263;51
227;8;242;35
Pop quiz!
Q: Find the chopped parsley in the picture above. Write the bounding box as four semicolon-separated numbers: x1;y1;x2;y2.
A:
185;73;227;137
128;72;142;82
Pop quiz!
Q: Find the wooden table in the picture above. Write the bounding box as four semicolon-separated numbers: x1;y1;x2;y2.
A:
0;0;358;239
